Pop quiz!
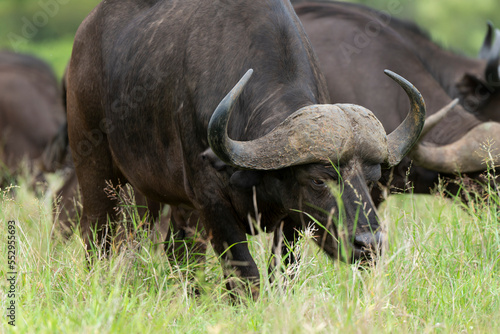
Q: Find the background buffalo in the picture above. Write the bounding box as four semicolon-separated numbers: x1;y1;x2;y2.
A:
1;1;500;331
294;1;500;205
0;51;65;187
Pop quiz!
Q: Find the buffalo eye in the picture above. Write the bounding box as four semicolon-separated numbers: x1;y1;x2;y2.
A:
311;179;326;187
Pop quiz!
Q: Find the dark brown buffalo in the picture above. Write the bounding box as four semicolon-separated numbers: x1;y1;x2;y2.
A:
44;72;168;241
293;1;500;204
66;0;425;296
0;51;65;185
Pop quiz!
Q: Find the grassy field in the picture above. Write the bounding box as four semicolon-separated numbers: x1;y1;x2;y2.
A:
1;168;499;333
1;4;500;332
1;35;500;334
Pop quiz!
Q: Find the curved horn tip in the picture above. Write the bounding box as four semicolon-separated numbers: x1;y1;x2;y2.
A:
479;21;495;59
384;70;414;89
208;68;254;166
487;20;494;31
232;69;254;95
383;69;426;167
227;69;254;98
235;69;253;94
242;68;254;80
383;69;425;107
419;98;459;139
433;98;459;120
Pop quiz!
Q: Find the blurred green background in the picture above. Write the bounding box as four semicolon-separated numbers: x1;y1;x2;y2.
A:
0;0;101;77
0;0;499;79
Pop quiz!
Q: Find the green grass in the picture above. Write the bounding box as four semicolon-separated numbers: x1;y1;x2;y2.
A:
1;169;499;333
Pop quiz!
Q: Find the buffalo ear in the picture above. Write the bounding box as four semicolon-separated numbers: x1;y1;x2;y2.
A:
230;170;262;189
201;148;227;171
456;73;494;112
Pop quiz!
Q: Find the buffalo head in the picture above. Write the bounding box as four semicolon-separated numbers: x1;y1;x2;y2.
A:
208;69;425;262
412;22;500;174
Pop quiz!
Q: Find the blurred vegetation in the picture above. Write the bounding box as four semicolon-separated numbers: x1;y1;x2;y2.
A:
0;0;499;78
0;0;100;77
345;0;500;55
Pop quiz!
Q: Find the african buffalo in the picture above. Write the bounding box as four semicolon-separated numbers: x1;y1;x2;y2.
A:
67;0;425;296
293;1;500;204
44;72;171;240
0;51;65;186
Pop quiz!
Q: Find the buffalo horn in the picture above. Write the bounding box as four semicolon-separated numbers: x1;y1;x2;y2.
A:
207;69;254;166
479;21;495;59
411;122;500;174
384;70;427;167
209;70;426;170
208;69;360;170
481;22;500;84
419;99;459;139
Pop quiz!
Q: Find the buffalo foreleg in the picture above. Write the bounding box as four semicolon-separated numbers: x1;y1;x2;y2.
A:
201;204;260;300
69;125;123;257
164;206;206;266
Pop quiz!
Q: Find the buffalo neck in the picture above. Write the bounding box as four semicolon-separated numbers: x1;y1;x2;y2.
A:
185;1;329;142
101;0;329;156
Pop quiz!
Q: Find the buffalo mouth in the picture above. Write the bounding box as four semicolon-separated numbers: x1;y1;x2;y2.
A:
350;230;384;264
318;230;383;264
350;244;378;264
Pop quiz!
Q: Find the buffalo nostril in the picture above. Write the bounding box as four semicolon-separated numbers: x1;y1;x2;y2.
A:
353;231;384;250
